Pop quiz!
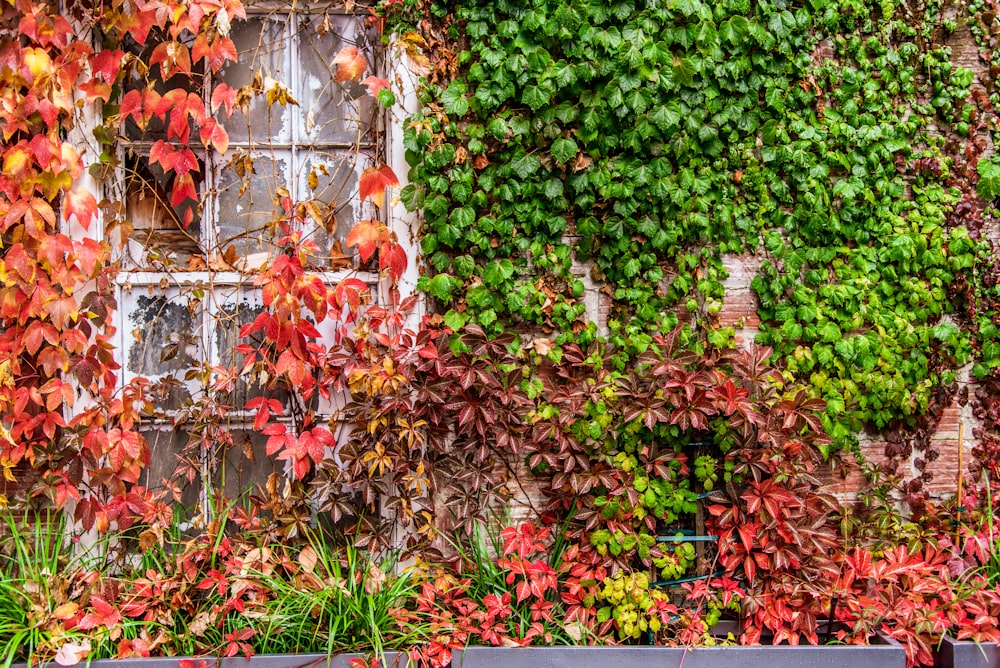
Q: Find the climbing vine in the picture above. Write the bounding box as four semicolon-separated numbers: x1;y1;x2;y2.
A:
387;0;1000;474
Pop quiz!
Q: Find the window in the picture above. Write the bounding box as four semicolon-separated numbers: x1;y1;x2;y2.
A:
213;10;380;264
120;6;382;270
113;4;389;509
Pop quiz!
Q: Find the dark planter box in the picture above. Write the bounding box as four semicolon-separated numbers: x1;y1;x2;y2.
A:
452;642;906;668
12;642;908;668
935;636;1000;668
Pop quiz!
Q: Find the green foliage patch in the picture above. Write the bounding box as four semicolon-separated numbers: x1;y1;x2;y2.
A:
392;0;998;450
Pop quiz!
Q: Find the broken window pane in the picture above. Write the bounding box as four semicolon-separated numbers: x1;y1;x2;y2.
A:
297;14;376;146
220;16;291;144
123;151;203;268
215;152;289;257
122;288;203;410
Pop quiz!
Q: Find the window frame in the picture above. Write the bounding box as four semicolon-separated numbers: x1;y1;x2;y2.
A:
102;3;412;509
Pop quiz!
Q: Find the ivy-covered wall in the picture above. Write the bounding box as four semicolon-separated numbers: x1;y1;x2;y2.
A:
390;0;1000;505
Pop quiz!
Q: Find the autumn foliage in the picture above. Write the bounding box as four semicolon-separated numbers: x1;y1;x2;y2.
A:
0;0;415;520
4;0;1000;667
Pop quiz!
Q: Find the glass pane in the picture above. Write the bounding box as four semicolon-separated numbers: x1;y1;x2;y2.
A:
296;14;376;146
123;290;203;410
215;152;290;257
295;149;375;265
140;427;202;510
219;16;291;144
218;430;283;501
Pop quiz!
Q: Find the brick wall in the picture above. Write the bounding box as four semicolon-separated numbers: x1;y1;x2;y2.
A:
573;247;979;505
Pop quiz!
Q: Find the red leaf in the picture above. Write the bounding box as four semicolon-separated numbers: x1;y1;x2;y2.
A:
170;174;199;208
211;83;238;117
384;242;407;283
333;46;367;82
90;49;124;82
358;165;400;208
123;8;158;45
362;76;391;95
331;278;370;312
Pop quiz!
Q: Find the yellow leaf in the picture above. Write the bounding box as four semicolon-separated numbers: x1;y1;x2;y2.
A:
0;457;15;482
23;48;52;78
3;149;28;177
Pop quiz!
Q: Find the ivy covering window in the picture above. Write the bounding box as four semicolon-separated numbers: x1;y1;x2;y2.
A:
114;4;383;506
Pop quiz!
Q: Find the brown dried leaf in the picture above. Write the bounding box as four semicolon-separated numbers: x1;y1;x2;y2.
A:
299;545;318;573
533;338;554;356
138;529;158;551
185;254;207;271
329;240;351;270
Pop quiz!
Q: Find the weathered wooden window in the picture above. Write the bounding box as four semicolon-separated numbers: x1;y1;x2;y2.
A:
120;5;380;270
213;10;379;264
116;4;385;510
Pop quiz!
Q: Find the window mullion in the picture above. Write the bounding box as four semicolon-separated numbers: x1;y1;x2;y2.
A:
287;13;300;203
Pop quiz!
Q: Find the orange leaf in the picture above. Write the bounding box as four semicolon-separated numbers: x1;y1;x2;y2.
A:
149;41;192;79
199;118;230;154
333;46;366;82
345;220;388;263
358;165;399;209
193;35;237;73
211;83;237;117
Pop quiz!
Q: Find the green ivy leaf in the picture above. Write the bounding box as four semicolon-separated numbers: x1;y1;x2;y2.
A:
522;85;551;111
452;255;475;278
443;310;466;331
672;56;697;86
419;274;461;303
719;16;749;43
977;157;1000;200
399;184;424;211
764;86;785;112
511;154;541;179
551;137;579;164
483;259;515;285
649;104;681;132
